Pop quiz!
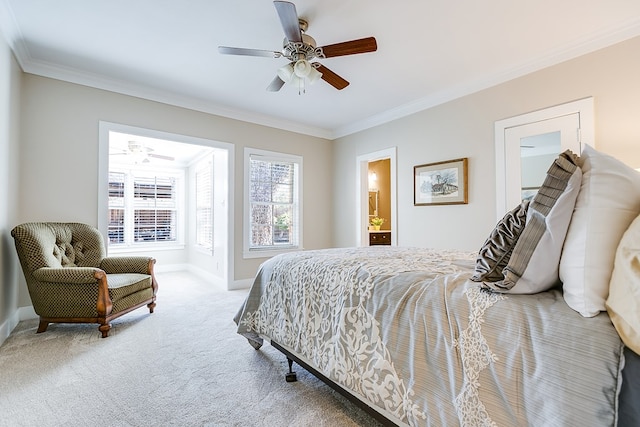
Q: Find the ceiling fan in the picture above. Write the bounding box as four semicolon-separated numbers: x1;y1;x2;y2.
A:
218;1;377;93
110;141;175;163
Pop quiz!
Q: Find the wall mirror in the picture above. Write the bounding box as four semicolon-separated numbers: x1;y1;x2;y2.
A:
368;190;378;217
494;98;594;220
520;131;561;201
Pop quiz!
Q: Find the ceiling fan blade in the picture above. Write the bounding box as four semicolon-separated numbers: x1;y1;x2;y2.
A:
274;1;302;43
218;46;282;58
267;76;286;92
319;37;377;58
148;153;175;161
315;64;349;90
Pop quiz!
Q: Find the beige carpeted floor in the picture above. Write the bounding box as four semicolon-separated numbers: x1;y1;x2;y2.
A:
0;271;384;427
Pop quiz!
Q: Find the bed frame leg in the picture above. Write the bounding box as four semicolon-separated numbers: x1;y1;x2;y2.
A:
285;357;298;382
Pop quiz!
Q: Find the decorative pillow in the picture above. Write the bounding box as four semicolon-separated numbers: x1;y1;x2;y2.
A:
606;214;640;354
560;144;640;317
471;200;529;283
482;150;582;294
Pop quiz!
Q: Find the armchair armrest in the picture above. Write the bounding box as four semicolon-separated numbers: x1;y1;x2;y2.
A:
100;257;155;275
32;267;114;319
32;267;103;284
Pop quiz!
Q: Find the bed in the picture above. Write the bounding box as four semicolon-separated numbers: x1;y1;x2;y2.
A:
234;146;640;426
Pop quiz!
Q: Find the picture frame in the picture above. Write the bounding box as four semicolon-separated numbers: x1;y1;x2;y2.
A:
414;157;468;206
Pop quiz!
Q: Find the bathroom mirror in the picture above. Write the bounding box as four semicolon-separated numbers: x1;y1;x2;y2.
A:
368;191;378;217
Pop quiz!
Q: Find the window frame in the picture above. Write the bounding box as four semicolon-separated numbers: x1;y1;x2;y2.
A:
243;147;303;259
108;165;186;253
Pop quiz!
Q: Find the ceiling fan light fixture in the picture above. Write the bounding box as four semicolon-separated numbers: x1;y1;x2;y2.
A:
293;59;312;78
307;66;322;84
277;63;295;82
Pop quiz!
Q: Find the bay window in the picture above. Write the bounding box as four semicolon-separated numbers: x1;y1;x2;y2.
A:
108;168;184;249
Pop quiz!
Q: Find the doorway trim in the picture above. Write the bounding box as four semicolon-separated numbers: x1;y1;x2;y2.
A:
98;121;236;288
494;97;594;220
356;147;397;246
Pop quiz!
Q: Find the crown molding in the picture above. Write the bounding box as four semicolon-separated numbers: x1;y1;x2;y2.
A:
3;0;640;141
0;0;333;140
332;17;640;139
21;58;334;139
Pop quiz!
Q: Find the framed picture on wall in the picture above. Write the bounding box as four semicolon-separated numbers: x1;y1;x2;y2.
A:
414;157;468;206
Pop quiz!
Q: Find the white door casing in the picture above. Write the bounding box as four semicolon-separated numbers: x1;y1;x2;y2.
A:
356;147;397;247
495;97;594;220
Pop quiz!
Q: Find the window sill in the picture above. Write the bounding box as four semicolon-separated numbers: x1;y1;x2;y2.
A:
194;245;214;256
108;243;185;254
243;247;302;259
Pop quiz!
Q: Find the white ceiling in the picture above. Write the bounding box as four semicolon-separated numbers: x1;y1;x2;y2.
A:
109;131;212;166
2;0;640;139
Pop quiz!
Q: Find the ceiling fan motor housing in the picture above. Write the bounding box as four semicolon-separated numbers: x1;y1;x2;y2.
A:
282;33;323;62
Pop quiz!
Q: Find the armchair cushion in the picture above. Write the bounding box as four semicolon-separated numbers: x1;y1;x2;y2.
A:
100;257;154;275
107;274;155;315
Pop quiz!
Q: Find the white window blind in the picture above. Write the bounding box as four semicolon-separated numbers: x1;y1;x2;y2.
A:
108;171;126;244
108;168;182;247
132;175;177;242
195;157;213;251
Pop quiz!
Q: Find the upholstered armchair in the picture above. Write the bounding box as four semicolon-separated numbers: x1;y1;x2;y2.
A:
11;222;158;338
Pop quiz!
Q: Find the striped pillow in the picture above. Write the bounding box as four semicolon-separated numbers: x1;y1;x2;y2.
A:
482;150;582;294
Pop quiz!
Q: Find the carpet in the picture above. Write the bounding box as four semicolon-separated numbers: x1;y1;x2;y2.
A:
0;271;384;427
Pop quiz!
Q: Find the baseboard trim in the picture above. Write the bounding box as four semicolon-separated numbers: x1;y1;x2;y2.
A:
156;263;230;289
0;309;21;347
154;263;189;273
230;278;253;290
19;305;37;320
185;265;226;289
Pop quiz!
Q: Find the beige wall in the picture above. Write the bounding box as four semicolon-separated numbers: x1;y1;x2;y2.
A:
0;30;22;340
4;31;640;339
333;35;640;251
17;75;333;301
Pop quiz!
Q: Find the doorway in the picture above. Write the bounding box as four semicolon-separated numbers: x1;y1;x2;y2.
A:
97;121;235;288
494;98;593;220
356;148;397;246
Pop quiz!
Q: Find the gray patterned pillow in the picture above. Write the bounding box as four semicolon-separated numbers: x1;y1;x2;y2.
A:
482;150;582;294
471;200;529;283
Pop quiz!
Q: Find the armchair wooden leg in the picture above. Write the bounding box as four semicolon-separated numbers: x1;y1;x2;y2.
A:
99;323;111;338
37;319;49;333
147;301;156;313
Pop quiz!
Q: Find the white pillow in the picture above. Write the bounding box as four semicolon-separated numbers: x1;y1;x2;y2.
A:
560;144;640;317
606;214;640;354
483;150;582;294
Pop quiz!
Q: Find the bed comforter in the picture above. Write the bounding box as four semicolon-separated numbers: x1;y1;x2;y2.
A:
235;247;625;426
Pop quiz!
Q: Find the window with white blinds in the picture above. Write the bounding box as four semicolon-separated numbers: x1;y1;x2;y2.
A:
108;168;183;247
195;157;213;251
244;148;302;257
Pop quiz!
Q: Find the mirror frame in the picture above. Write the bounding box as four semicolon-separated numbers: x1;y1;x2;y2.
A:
494;97;594;220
